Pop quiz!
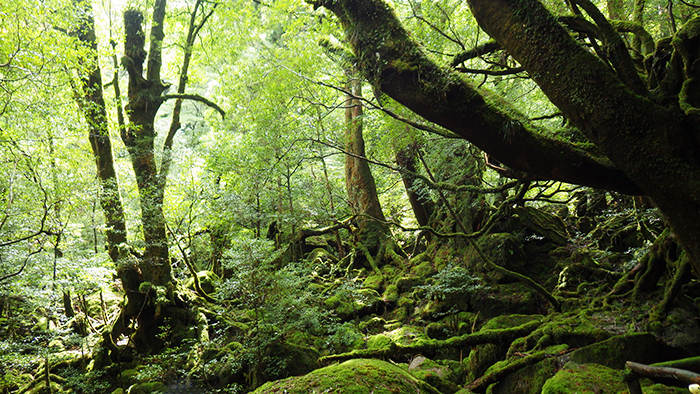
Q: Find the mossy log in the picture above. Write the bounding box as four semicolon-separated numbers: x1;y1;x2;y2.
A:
318;319;542;364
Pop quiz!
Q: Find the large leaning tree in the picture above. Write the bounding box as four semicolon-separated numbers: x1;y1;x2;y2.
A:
308;0;700;275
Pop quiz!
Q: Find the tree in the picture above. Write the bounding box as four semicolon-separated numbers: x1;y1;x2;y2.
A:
343;69;391;261
307;0;700;276
74;0;127;264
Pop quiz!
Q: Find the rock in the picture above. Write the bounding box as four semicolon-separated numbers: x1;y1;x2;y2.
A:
408;356;462;394
541;362;627;394
251;359;442;394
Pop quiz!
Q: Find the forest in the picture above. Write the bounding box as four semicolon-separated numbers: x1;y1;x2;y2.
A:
2;0;700;392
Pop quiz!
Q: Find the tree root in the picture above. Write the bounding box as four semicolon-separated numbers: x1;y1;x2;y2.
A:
468;237;561;312
625;360;700;394
318;319;542;364
466;351;551;393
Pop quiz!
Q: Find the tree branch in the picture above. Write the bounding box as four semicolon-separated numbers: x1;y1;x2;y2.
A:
308;0;644;195
161;94;225;119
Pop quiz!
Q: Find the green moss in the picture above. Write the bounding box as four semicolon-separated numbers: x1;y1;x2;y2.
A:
363;273;384;291
184;270;220;294
384;325;429;347
569;333;661;369
541;362;626;394
252;359;441;394
382;284;399;302
411;260;437;278
641;382;690;393
359;316;386;334
367;334;393;350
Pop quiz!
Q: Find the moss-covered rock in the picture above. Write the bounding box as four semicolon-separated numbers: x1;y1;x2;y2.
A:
382;283;399;303
408;356;461;394
367;334;394;350
569;333;663;368
325;289;381;319
397;276;424;292
359;316;386;335
466;314;542;382
411;260;437;279
540;362;626;394
489;356;561;394
252;359;442;394
263;341;320;382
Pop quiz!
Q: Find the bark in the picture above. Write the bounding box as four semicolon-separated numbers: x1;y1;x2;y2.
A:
310;0;700;277
344;71;390;255
74;0;127;263
395;142;434;227
308;0;643;196
466;0;700;275
122;3;172;287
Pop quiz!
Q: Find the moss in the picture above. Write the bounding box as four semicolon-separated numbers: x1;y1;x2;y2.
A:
569;333;661;369
359;316;387;334
382;283;399;302
384;325;429;347
252;359;442;394
363;273;384;291
367;334;393;350
397;276;424;292
541;362;626;394
408;356;461;394
425;322;450;340
641;382;689;393
411;260;437;278
184;270;220;294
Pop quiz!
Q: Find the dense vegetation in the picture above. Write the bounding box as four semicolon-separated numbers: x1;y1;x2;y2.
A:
2;0;700;393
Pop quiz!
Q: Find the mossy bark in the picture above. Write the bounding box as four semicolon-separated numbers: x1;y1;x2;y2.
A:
74;0;127;263
310;0;700;278
344;70;389;256
308;0;642;195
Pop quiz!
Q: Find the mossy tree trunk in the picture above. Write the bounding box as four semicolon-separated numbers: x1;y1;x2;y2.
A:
344;70;391;257
121;2;172;289
74;0;127;263
395;141;434;227
309;0;700;278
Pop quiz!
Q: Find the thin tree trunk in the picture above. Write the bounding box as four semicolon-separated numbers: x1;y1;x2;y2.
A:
344;70;389;255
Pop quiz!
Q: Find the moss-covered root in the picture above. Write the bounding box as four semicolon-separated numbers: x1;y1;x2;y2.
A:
318;318;542;364
468;238;561;312
466;351;549;393
651;252;691;321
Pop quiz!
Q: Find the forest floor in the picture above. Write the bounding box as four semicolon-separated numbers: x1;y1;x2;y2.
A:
2;202;700;394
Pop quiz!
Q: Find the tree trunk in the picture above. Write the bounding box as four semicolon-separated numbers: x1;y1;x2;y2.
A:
121;3;172;288
344;71;389;256
74;0;127;263
309;0;700;278
395;141;433;227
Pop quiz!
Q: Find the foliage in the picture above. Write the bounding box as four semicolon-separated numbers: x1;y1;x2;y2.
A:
419;263;489;302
